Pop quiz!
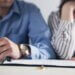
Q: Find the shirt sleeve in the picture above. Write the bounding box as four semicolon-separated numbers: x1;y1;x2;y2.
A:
48;12;75;59
25;5;56;59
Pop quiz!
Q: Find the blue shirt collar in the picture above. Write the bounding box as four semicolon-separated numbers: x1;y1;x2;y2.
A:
12;0;20;15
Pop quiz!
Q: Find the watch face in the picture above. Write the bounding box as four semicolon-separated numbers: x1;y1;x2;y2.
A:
20;44;25;50
20;44;30;56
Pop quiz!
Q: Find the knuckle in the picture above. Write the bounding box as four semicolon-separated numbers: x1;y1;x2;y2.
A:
9;47;13;52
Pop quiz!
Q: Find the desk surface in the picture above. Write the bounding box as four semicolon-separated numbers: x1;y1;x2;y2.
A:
0;65;75;75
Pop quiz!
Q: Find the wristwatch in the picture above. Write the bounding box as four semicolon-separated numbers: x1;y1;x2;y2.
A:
18;44;31;57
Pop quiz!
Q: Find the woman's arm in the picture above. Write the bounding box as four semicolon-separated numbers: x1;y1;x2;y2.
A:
48;2;75;59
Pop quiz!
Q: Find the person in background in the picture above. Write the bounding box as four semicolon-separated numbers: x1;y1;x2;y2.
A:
0;0;56;61
48;0;75;60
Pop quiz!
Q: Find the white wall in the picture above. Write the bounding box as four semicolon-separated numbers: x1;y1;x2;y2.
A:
24;0;60;23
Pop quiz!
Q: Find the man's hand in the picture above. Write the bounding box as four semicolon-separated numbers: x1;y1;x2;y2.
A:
0;37;21;61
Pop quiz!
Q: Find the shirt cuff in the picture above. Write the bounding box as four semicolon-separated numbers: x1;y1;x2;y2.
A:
29;45;40;59
60;19;74;24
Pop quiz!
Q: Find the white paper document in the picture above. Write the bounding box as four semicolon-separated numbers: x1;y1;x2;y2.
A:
3;60;75;67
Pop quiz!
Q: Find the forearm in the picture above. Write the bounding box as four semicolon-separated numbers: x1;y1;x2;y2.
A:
51;21;75;59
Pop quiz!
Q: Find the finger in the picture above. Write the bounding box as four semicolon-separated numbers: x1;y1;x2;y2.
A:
0;44;11;54
0;49;11;61
0;37;8;46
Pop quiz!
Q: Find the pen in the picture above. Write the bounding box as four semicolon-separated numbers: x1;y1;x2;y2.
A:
1;56;11;64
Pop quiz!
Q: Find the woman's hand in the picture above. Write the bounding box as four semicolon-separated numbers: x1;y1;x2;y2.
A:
61;2;75;22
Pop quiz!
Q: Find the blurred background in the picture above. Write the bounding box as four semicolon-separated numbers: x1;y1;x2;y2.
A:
25;0;60;23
